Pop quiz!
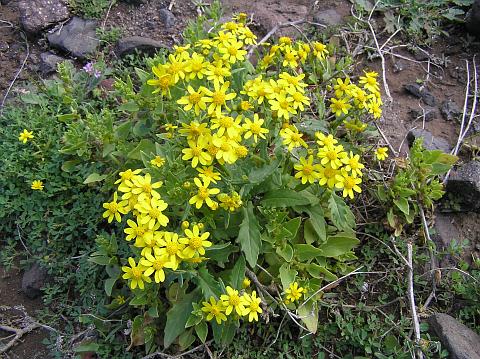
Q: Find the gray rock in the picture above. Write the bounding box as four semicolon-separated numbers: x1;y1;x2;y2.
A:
22;262;48;299
446;161;480;212
408;107;438;122
432;211;460;266
466;0;480;37
313;9;344;27
18;0;70;34
1;0;12;5
393;60;407;73
39;51;66;75
159;8;176;28
441;99;462;122
115;36;168;57
47;17;99;59
404;83;436;106
429;313;480;359
0;41;9;52
407;129;451;152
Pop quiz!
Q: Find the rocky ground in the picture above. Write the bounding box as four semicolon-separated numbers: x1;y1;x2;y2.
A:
1;0;480;357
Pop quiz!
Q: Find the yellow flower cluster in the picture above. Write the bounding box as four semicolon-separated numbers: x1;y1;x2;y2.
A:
284;282;305;304
201;286;263;324
330;72;383;120
103;169;216;289
292;132;365;199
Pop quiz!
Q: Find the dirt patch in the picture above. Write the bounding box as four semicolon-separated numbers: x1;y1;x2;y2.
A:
0;265;49;358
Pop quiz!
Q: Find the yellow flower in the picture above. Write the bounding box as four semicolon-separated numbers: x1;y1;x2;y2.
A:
19;129;34;143
318;165;340;189
242;278;251;288
150;156;166;168
31;180;44;191
359;70;380;94
157;231;185;270
181;137;212;168
221;286;246;316
242;291;262;322
121;257;151;290
312;41;329;59
282;46;298;68
147;65;175;96
135;197;169;229
342;151;364;177
210;114;242;138
318;144;347;169
334;78;354;98
294;155;322;184
375;147;389;161
189;177;220;209
131;173;163;202
242;114;269;143
115;169;142;185
124;219;149;242
179;224;212;258
177;86;208;115
330;97;352;117
205;61;231;87
367;97;382;119
197;166;221;184
335;170;362;199
140;248;174;283
219;40;247;64
218;191;242;212
203;81;237;117
201;297;227;324
184;52;209;80
269;93;297;120
280;125;307;151
164;53;187;83
245;77;273;104
285;282;305;303
179;120;210;140
115;295;126;305
238;27;257;45
239;100;252;111
211;134;239;164
102;192;128;223
315;132;338;148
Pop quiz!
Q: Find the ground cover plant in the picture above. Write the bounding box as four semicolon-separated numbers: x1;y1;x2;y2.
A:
1;1;479;358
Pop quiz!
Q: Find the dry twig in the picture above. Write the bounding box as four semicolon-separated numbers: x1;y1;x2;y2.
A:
0;323;40;354
406;242;423;359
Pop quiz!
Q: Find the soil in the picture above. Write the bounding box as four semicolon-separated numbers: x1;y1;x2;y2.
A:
0;264;50;359
0;0;479;357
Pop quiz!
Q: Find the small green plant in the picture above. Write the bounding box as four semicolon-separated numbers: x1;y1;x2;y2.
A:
377;138;457;235
68;0;114;19
97;27;122;46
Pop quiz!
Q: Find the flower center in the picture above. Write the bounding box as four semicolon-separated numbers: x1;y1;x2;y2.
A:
326;151;338;160
189;92;202;104
142;183;152;193
212;92;226;105
189;236;203;249
219;116;233;128
229;294;240;306
291;133;301;142
109;202;118;213
166;242;178;255
198;187;209;199
150;208;160;219
324;168;336;178
153;259;165;270
344;177;355;189
279;100;289;110
131;268;142;279
250;123;261;134
302;165;313;175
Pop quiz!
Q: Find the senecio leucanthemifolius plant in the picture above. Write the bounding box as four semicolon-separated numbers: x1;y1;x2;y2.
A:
96;13;386;352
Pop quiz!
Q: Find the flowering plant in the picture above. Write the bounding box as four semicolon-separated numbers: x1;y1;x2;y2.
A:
89;14;386;352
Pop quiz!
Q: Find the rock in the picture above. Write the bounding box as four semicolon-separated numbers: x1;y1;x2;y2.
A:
393;60;406;73
159;8;176;28
407;129;451;152
446;161;480;212
0;41;9;52
0;0;12;5
313;9;344;27
466;0;480;37
441;99;462;122
115;36;168;57
408;107;438;122
413;48;429;61
39;51;66;75
47;17;99;59
432;211;460;266
404;83;436;106
18;0;70;34
429;313;480;359
22;262;47;299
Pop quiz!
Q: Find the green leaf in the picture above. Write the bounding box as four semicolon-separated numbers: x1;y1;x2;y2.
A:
104;278;116;296
393;197;409;216
83;173;107;184
279;263;297;289
248;157;281;184
178;329;196;350
230;255;246;290
276;244;294;262
74;342;100;353
128;315;145;350
262;189;319;207
185;314;202;328
130;293;148;306
237;202;262;267
328;192;356;232
298;300;318;333
303;219;319;245
127;139;156;160
306;263;338;281
305;206;327;242
118;100;139;112
205;243;237;264
115;121;132;139
294;244;324;261
197;267;222;299
212;321;236;346
283;217;301;240
195;322;208;343
88;255;111;265
318;234;359;257
164;289;200;348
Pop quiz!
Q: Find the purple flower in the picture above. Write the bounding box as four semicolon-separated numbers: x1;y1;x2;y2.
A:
83;62;102;78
